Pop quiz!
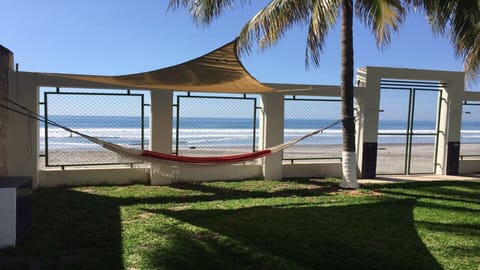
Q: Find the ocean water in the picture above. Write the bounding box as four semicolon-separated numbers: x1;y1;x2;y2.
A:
39;116;480;150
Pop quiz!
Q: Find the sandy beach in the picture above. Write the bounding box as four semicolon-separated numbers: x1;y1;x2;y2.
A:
39;143;480;175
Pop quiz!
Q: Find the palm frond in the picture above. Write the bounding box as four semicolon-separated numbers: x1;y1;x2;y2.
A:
237;0;341;68
168;0;250;24
411;0;480;78
356;0;405;48
406;0;457;34
306;0;341;67
237;0;313;55
448;1;480;78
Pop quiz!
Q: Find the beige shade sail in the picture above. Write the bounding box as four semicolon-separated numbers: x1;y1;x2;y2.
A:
44;39;274;93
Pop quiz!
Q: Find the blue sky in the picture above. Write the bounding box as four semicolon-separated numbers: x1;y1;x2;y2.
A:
1;0;475;88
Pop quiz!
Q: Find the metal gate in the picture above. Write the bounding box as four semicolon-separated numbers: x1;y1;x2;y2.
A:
377;80;443;175
461;101;480;160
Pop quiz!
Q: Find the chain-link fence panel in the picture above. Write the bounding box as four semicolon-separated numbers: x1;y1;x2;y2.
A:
461;102;480;160
174;93;259;159
41;89;148;168
283;96;342;163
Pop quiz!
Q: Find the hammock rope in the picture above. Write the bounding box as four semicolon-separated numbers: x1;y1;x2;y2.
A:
0;98;342;165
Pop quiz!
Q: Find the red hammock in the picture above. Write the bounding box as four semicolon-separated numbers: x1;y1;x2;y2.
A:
141;149;272;164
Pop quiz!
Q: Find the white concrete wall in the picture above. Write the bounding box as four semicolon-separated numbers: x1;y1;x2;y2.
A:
6;66;480;188
283;163;342;178
8;72;39;188
459;160;480;174
151;164;262;184
39;167;149;188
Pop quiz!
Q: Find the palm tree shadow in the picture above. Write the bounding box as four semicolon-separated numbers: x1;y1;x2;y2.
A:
149;199;443;270
1;189;124;270
166;179;340;201
367;181;480;204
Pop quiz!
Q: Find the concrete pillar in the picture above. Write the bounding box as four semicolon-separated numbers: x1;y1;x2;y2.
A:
355;67;381;178
436;74;464;175
0;45;13;176
149;91;173;153
149;90;174;185
260;93;284;180
8;73;39;188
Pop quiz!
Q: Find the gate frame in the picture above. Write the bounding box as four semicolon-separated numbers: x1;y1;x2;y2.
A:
356;66;465;177
377;80;443;175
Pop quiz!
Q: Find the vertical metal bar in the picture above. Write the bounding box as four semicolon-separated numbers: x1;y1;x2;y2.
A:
433;90;442;174
403;90;411;175
44;92;49;167
252;98;257;152
175;95;181;155
141;94;145;151
405;88;414;174
407;88;416;174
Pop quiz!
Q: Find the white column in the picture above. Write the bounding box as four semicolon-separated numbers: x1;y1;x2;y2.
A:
260;93;284;180
8;73;39;188
150;91;173;153
355;67;381;178
149;90;174;185
436;74;464;175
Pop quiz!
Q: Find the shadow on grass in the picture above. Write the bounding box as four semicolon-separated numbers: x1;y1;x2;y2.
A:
150;199;442;270
368;181;480;204
0;189;123;270
5;179;476;269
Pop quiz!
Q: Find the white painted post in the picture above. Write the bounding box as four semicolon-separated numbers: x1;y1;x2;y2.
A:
260;93;284;180
149;90;174;185
8;73;39;188
436;74;464;175
150;90;173;153
355;67;381;178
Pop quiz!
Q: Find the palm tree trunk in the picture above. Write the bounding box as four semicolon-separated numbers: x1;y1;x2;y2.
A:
340;0;358;188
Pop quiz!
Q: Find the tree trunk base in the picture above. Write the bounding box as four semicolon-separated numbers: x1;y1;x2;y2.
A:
340;151;359;189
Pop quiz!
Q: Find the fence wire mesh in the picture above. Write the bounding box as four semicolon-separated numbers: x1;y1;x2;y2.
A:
461;102;480;159
41;88;148;168
377;89;410;174
174;93;259;160
283;96;342;163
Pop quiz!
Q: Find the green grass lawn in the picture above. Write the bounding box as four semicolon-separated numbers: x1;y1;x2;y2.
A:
1;178;479;270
